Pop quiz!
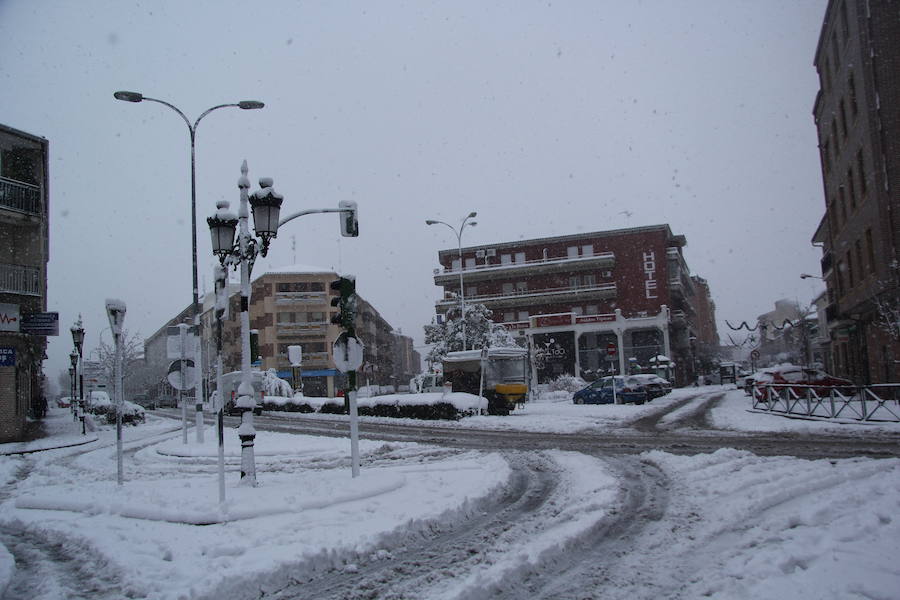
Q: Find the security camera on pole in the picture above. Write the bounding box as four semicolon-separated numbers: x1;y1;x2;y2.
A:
105;298;126;486
331;275;364;478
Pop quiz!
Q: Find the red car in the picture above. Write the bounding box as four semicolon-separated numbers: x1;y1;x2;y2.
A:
755;365;854;396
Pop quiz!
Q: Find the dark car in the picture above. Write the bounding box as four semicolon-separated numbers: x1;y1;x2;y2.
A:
573;376;649;405
224;396;263;416
751;365;854;397
631;374;672;399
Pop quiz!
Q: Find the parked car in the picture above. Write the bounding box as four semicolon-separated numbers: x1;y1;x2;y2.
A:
156;395;178;408
221;371;265;416
631;374;672;399
750;364;854;397
573;376;649;405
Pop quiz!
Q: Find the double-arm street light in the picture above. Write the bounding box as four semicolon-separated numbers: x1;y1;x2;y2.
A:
207;160;283;488
113;90;264;424
426;212;477;350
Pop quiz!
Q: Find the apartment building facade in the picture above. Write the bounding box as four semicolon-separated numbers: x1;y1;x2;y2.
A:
191;265;419;398
432;225;718;386
811;0;899;384
0;124;50;442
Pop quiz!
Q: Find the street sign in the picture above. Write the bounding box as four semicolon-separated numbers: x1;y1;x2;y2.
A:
167;359;197;391
606;342;617;355
750;350;760;360
0;304;20;333
0;347;15;367
332;333;364;372
20;312;59;336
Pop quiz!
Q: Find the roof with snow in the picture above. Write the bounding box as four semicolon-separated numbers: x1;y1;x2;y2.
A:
255;264;337;278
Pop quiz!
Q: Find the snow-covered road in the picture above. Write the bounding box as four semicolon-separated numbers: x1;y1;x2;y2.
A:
1;389;898;599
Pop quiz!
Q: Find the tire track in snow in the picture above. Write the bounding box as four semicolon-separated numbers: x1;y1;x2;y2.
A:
204;452;560;600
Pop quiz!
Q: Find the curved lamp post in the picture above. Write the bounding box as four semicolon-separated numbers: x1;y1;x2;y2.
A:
207;160;283;488
113;90;264;431
426;212;477;350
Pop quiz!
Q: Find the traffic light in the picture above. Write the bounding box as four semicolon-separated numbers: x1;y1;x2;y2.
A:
330;276;357;332
338;200;359;237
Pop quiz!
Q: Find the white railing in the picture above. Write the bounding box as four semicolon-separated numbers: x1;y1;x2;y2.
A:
0;262;41;296
437;282;616;306
436;251;615;276
0;176;41;215
752;383;900;422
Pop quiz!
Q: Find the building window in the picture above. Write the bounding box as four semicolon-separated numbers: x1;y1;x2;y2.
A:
585;304;599;315
583;273;597;286
503;311;515;322
848;73;858;116
829;198;839;230
581;244;594;257
839;2;849;42
839;186;848;223
567;246;579;259
572;306;584;316
822;141;831;174
836;260;845;296
514;252;526;264
857;149;867;196
518;311;529;322
822;57;832;91
515;281;527;292
500;254;512;265
831;121;840;155
451;258;461;271
467;285;478;297
846;250;854;288
502;282;514;294
847;168;856;209
569;275;580;288
277;312;297;323
308;311;326;323
831;31;840;65
855;239;865;280
465;257;476;269
839;99;848;138
865;228;875;274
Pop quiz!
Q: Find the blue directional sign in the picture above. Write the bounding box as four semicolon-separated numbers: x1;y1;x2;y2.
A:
0;347;15;367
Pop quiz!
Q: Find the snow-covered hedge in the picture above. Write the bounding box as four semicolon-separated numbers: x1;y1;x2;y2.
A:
263;392;487;420
545;374;587;393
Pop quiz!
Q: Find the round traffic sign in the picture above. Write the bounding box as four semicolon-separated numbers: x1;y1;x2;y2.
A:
333;333;364;372
167;359;197;391
606;342;617;355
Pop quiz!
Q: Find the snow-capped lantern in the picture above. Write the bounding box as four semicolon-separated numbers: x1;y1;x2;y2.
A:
249;177;283;256
207;200;238;264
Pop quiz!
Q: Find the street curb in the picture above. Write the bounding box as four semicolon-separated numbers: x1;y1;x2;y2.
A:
0;435;99;456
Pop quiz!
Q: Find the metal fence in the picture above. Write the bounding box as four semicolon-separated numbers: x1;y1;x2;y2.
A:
752;383;900;422
0;176;42;215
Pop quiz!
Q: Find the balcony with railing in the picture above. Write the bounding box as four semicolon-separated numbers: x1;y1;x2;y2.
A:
0;177;42;217
275;321;328;336
436;282;616;310
275;291;328;306
433;251;615;284
0;263;42;296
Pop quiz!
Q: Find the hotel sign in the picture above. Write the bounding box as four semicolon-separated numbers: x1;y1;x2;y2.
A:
643;250;658;299
575;314;616;325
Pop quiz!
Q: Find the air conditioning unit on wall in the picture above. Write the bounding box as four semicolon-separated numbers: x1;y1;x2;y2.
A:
602;271;613;278
486;248;496;257
476;250;486;258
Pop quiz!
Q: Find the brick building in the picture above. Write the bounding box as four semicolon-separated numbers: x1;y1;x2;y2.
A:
810;0;900;384
0;124;49;442
432;225;718;386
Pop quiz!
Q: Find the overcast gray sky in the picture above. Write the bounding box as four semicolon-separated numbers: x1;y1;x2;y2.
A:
1;0;828;387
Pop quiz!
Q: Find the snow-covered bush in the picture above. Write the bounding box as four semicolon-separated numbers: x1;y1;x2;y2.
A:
260;396;315;413
104;400;145;425
545;374;587;393
261;369;293;397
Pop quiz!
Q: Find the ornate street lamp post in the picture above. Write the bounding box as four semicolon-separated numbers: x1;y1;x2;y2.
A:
426;212;477;350
207;160;283;487
70;316;85;435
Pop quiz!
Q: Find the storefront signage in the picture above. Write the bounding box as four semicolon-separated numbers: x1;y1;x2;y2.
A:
534;314;574;328
643;251;658;299
0;347;15;366
575;314;616;324
20;312;59;336
0;304;20;332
